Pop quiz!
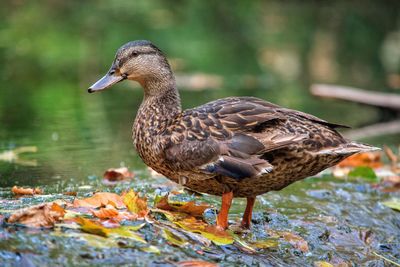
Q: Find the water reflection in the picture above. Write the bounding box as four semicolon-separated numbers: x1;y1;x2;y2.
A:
0;1;399;185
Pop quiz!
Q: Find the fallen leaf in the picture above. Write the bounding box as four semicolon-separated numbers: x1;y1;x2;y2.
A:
162;228;188;247
177;260;219;267
76;217;109;237
338;152;382;168
141;245;161;254
382;198;400;211
348;166;378;182
250;239;279;249
155;195;210;217
152;209;234;245
314;261;334;267
91;205;119;219
123;190;149;218
73;192;125;209
153;209;233;246
12;186;42;196
52;232;120;248
103;167;134;181
267;229;309;252
7;202;65;228
76;217;146;243
63;191;77;196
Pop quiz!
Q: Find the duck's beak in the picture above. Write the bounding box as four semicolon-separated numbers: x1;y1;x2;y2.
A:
88;72;125;93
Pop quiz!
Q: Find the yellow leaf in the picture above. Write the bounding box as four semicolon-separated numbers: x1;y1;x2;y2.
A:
382;198;400;211
250;239;279;249
76;217;110;237
162;228;188;247
123;190;149;218
152;209;233;245
141;245;161;254
314;261;334;267
76;217;146;243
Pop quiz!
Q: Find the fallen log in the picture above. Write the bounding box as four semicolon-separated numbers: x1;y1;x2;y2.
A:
310;84;400;110
343;120;400;140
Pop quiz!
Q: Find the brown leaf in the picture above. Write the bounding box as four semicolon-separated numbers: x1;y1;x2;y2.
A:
12;186;42;196
177;260;219;267
267;229;309;252
73;192;125;209
155;195;210;217
63;191;77;196
103;167;134;181
7;202;65;228
337;152;382;168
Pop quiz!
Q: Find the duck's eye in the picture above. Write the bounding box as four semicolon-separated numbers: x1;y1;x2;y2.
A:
131;51;139;57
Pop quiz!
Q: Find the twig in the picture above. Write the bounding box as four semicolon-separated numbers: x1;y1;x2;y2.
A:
372;251;400;267
310;84;400;110
343;120;400;140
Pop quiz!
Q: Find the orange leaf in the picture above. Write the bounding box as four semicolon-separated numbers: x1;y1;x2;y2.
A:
12;186;42;196
91;205;119;219
103;167;134;181
155;195;210;217
7;202;65;228
177;260;219;267
73;192;125;209
337;152;382;168
123;190;148;218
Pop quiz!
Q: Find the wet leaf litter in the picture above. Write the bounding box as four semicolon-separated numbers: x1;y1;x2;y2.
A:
0;150;400;266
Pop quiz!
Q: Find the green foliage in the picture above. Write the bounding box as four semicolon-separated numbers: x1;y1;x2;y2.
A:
348;166;378;182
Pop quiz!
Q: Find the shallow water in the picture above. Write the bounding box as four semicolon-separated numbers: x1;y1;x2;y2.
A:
1;1;400;265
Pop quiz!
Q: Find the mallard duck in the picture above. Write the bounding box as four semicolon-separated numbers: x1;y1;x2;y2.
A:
88;40;378;229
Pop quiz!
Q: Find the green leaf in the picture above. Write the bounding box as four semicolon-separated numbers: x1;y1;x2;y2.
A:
382;198;400;211
348;166;378;182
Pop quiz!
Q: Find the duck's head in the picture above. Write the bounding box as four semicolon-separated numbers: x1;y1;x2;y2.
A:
88;40;172;93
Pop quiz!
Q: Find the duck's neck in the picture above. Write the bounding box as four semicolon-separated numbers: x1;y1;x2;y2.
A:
133;76;181;142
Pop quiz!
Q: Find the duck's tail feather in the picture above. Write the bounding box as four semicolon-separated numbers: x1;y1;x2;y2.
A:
316;142;380;156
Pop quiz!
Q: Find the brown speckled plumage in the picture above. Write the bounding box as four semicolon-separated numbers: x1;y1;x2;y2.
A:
89;40;379;228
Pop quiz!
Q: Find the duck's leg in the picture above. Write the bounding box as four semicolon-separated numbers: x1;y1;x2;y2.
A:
216;191;233;230
241;197;256;228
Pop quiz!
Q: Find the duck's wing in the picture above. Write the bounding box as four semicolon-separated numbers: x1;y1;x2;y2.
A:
163;97;306;180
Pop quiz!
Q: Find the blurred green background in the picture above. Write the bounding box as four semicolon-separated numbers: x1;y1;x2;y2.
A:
0;0;399;186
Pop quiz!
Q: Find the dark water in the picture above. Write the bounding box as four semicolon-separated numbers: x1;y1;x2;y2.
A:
0;1;400;266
